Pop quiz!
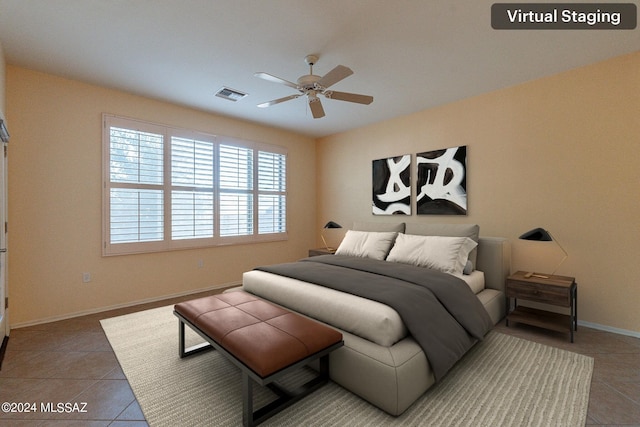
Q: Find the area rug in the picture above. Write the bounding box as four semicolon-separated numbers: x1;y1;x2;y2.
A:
101;305;593;426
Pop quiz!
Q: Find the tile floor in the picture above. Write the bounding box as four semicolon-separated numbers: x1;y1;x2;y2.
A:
0;289;639;426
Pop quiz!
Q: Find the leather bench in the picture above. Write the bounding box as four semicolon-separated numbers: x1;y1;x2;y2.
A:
174;291;343;427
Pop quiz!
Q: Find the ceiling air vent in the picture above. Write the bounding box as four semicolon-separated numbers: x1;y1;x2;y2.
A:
215;87;248;102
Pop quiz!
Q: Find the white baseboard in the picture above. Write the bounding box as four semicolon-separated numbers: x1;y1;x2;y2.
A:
578;320;640;339
10;281;241;330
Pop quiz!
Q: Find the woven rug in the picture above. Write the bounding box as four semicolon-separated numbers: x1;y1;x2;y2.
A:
101;305;593;426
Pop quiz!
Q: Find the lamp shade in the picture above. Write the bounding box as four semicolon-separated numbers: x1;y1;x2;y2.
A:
519;227;552;241
323;221;342;229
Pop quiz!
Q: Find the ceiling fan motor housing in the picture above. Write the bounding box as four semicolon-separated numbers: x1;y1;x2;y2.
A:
297;74;321;90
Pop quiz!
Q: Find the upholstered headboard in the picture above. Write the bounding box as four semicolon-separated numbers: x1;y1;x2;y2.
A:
351;222;511;293
352;221;406;233
476;237;511;293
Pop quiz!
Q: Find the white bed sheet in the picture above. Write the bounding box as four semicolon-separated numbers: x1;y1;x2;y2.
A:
455;270;485;294
243;270;407;347
242;268;486;348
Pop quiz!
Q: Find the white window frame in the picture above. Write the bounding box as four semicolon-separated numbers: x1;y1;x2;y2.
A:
102;114;287;256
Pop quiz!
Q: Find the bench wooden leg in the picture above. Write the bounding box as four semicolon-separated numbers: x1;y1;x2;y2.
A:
178;319;213;358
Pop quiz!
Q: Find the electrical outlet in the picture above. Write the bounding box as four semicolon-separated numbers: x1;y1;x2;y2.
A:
197;259;204;269
82;272;91;283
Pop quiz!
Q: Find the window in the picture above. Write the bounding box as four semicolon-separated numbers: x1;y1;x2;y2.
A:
103;115;287;255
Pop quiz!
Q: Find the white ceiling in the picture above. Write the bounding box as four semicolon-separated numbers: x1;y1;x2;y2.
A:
0;0;638;138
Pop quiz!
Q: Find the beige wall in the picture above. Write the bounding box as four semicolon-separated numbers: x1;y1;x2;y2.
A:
317;52;640;334
6;53;640;333
7;66;317;326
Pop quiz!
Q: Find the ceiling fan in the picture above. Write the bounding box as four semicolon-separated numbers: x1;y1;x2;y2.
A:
254;55;373;119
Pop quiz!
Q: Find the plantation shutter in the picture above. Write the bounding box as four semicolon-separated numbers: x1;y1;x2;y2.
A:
219;144;253;236
258;151;286;234
108;126;164;244
103;114;287;255
171;136;215;240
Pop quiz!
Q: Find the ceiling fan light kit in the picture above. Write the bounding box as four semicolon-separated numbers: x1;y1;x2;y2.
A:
255;55;373;119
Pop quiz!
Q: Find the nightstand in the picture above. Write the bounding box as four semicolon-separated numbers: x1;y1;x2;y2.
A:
308;248;336;257
505;271;578;342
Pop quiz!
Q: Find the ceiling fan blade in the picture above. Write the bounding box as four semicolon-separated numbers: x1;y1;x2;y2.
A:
257;94;301;108
254;72;299;90
324;90;373;105
308;96;325;119
316;65;353;89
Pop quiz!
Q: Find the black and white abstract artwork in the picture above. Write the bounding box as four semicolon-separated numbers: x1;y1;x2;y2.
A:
416;145;467;215
372;154;411;215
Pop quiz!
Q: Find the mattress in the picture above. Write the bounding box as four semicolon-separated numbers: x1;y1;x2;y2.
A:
456;269;485;294
242;268;486;348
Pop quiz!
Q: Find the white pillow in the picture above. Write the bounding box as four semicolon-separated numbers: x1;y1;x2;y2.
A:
335;230;398;260
386;234;478;275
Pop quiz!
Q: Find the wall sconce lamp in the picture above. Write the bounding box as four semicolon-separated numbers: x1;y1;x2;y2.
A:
321;221;342;252
519;227;568;279
0;120;9;143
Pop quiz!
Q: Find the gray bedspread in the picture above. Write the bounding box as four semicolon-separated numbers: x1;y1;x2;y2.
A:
256;254;493;381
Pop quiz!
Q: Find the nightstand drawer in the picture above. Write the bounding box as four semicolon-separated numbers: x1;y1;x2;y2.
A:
506;280;572;306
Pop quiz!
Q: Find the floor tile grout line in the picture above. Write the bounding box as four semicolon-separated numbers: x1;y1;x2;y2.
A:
601;380;640;407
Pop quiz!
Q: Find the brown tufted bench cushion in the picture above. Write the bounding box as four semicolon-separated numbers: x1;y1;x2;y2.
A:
174;291;343;426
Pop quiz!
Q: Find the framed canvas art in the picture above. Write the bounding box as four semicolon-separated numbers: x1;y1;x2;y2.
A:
372;154;411;215
416;145;467;215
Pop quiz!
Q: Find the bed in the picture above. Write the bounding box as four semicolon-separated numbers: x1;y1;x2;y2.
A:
240;222;511;415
